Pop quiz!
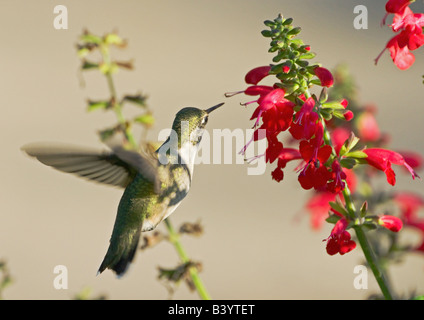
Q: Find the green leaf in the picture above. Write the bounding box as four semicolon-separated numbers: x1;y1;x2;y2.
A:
104;33;126;47
282;17;294;26
122;94;148;107
87;100;110;112
287;27;301;36
80;33;103;45
134;113;155;127
98;127;120;142
263;20;275;27
81;60;99;70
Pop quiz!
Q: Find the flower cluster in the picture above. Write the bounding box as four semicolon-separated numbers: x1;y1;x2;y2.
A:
376;0;424;70
228;15;421;257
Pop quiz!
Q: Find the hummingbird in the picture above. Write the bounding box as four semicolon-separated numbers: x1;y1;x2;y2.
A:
22;102;224;276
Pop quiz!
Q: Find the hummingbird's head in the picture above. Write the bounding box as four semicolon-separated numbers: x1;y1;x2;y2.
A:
172;103;224;147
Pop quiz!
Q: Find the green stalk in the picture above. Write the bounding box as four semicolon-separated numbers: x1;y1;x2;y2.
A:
164;219;211;300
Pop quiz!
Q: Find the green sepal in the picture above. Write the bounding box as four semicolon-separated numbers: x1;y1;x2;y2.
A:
338;132;360;156
344;150;367;159
360;201;368;218
329;201;349;217
326;213;341;224
340;158;357;169
299;52;316;60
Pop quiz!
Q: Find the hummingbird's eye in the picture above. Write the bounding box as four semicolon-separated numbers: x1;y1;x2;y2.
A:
201;116;208;126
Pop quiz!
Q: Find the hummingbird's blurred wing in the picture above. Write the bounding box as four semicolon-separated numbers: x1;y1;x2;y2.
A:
21;143;161;193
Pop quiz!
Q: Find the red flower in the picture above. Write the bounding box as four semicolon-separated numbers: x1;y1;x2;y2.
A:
298;138;333;190
378;215;403;232
271;148;302;183
289;97;319;140
356;106;381;142
343;110;354;121
327;161;346;193
244;66;271;85
330;127;351;155
394;192;424;223
306;191;336;230
325;217;356;256
377;3;424;69
282;65;290;73
363;148;420;185
382;0;413;25
386;0;413;14
375;33;416;70
314;67;334;88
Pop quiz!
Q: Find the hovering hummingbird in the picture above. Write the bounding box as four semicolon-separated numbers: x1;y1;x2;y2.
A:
22;102;224;276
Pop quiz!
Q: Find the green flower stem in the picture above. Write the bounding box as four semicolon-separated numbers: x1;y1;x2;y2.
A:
342;184;394;300
99;44;210;300
319;96;394;299
164;219;211;300
101;45;137;149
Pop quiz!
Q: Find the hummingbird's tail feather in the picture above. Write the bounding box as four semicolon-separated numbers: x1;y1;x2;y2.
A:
97;229;141;277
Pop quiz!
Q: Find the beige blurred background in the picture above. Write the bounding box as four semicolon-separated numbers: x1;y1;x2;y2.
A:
1;0;424;300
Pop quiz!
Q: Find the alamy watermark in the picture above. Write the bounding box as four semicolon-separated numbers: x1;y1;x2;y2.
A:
156;122;267;176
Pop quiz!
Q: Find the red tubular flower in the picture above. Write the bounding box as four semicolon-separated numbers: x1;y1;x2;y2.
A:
327;161;346;193
325;217;356;256
298;138;333;190
382;0;414;25
271;148;302;183
375;33;416;70
314;67;334;88
386;0;413;14
378;215;403;232
289;97;319;140
245;89;295;150
343;110;354;121
330;127;351;155
244;66;271;85
377;3;424;69
363;148;420;185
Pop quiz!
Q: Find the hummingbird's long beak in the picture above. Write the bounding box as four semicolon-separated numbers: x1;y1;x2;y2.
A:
205;102;224;114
